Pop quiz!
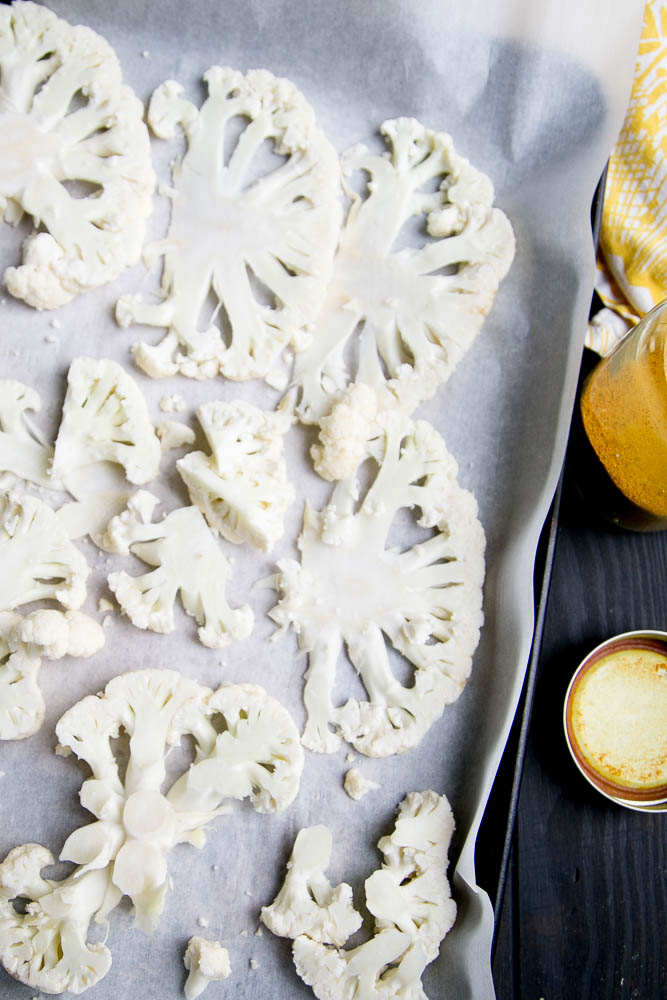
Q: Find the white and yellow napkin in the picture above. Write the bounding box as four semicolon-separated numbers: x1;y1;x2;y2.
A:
587;0;667;355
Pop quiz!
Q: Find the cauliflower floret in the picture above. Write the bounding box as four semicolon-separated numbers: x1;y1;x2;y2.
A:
51;357;162;546
343;767;380;801
0;380;56;488
52;357;161;487
311;383;377;482
177;400;295;552
0;609;104;740
291;792;457;1000
0;0;154;309
0;491;89;611
291;117;515;423
105;492;254;648
0;844;114;994
261;826;362;946
183;937;231;1000
116;66;340;381
270;412;485;756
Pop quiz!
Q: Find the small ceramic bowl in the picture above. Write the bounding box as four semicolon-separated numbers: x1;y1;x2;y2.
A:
564;630;667;808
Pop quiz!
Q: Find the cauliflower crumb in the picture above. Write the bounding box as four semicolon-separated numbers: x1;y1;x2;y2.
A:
343;768;380;801
249;958;259;971
159;393;186;414
97;598;114;614
44;334;59;345
254;926;263;937
197;916;209;929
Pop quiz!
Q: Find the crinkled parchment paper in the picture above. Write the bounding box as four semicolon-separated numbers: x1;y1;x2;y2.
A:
0;1;644;998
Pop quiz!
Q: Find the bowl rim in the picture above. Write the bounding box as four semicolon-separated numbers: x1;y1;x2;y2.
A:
563;629;667;807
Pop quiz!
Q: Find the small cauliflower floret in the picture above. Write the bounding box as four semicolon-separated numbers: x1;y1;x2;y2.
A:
0;608;104;740
0;380;56;488
157;419;196;452
0;0;154;309
52;358;162;545
0;843;115;994
291;117;515;423
177;400;295;552
343;768;380;801
261;826;362;947
311;383;377;482
105;492;254;648
0;491;89;611
291;792;457;1000
52;357;161;487
183;936;231;1000
270;412;485;756
116;66;340;381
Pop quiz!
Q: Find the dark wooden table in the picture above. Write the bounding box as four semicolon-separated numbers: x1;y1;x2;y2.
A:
478;350;667;999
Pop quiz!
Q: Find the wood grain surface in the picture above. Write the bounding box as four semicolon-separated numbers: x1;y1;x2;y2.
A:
489;410;667;999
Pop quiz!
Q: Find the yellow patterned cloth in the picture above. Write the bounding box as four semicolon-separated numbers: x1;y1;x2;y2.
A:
587;0;667;355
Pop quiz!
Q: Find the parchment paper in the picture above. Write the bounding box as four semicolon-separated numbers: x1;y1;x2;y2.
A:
0;2;644;998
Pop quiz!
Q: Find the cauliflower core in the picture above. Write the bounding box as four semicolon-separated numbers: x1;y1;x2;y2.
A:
0;670;304;993
178;399;295;552
292;117;515;423
0;1;154;309
106;491;254;648
270;413;485;756
264;791;457;1000
116;66;340;381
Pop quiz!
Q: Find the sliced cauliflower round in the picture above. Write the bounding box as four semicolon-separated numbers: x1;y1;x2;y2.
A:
269;413;485;756
0;1;154;309
292;791;457;1000
0;608;105;740
0;380;56;488
291;117;515;423
105;492;254;648
116;66;341;381
49;670;302;937
177;399;295;552
261;825;362;947
0;491;89;610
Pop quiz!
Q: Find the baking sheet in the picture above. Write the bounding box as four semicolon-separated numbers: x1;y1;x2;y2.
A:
0;1;643;997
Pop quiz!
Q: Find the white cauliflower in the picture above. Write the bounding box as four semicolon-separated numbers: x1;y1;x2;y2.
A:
177;400;295;552
0;380;56;488
0;0;154;309
0;844;116;995
0;608;105;740
0;491;89;611
270;413;485;756
52;357;161;545
0;670;303;992
105;492;254;648
291;791;457;1000
261;826;362;946
291;117;515;423
343;767;380;801
183;937;231;1000
311;383;377;482
116;66;340;381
